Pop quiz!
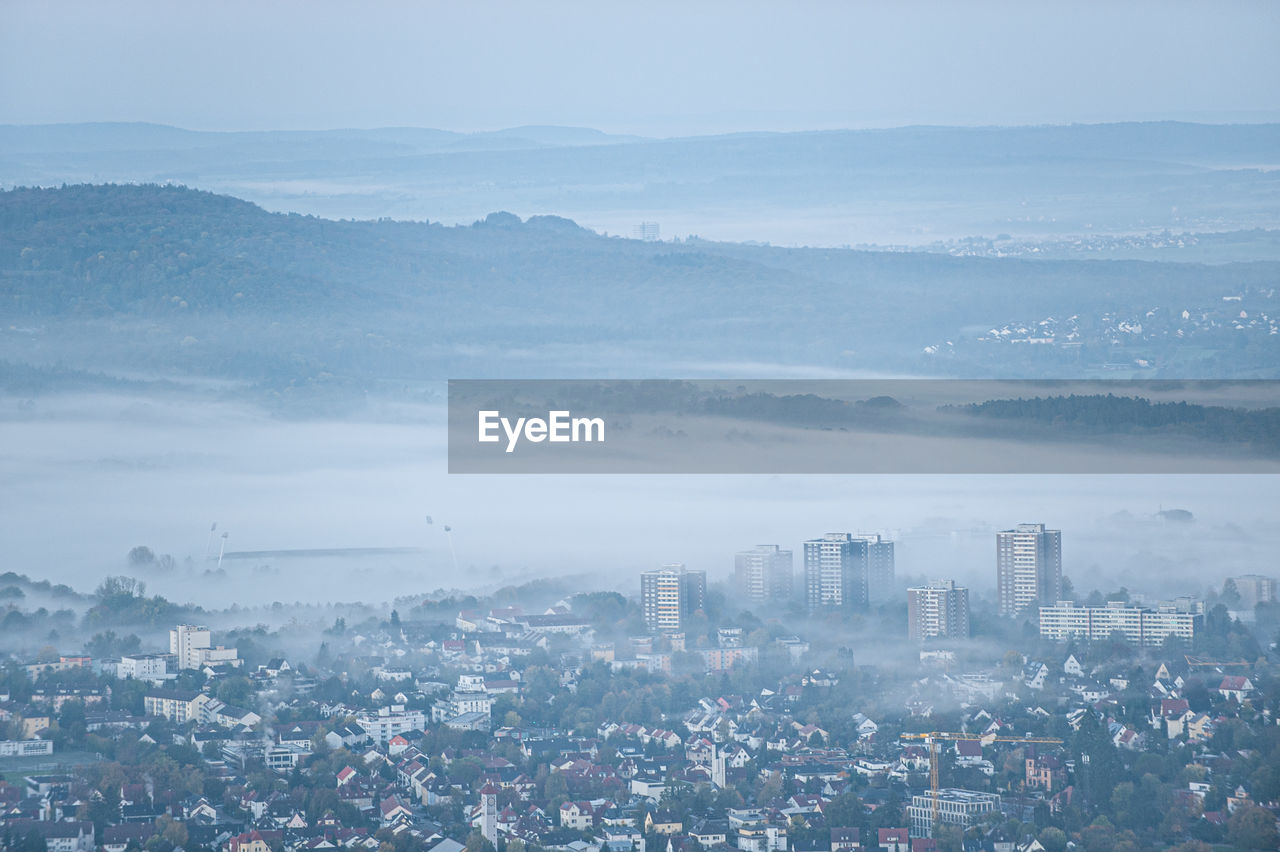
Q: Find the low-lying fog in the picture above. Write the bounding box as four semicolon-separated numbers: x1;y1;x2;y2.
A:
3;390;1278;609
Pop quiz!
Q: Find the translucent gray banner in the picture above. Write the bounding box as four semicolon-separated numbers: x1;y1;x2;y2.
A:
447;379;1280;473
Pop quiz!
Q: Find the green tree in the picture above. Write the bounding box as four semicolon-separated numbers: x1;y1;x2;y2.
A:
1038;827;1068;852
1227;804;1279;850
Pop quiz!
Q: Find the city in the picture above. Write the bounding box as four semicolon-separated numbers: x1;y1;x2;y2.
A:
2;4;1278;852
1;523;1276;852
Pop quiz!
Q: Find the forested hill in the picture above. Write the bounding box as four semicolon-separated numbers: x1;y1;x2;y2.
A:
1;184;1278;402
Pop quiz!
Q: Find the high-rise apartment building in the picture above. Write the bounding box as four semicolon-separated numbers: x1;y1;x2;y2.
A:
170;624;241;670
170;624;211;670
996;523;1062;617
735;545;793;603
1228;574;1277;611
641;564;706;632
858;533;896;604
907;580;970;642
804;533;868;612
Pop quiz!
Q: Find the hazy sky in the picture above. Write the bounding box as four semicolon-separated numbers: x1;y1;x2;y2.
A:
2;1;1278;135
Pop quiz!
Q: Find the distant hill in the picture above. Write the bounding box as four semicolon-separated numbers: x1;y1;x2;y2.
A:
1;184;1277;408
3;122;1278;246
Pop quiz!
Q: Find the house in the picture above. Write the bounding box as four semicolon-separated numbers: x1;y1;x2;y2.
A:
1218;676;1254;703
737;822;787;852
831;827;862;851
270;658;292;675
1185;713;1214;742
226;831;272;852
1025;755;1065;791
645;809;682;835
1227;785;1253;814
851;713;879;740
1063;655;1083;678
380;795;414;827
102;824;156;852
560;801;599;830
689;819;728;846
278;721;322;748
1155;699;1193;739
325;723;369;749
8;821;95;852
878;828;909;852
954;740;984;767
1023;662;1049;690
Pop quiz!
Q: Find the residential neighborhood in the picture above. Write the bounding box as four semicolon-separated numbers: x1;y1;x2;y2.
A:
1;554;1278;852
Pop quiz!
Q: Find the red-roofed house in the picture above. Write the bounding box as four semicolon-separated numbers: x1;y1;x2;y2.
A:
1157;698;1193;739
226;831;271;852
380;795;413;827
1218;676;1254;703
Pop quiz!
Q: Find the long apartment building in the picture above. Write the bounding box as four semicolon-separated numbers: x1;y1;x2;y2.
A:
1039;599;1202;646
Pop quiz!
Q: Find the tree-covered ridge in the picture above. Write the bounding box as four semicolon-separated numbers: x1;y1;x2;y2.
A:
3;183;1279;390
952;394;1280;452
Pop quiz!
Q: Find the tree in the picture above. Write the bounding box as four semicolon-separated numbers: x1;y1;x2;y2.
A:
465;832;496;852
822;792;865;829
933;824;963;852
96;576;145;599
128;546;157;567
156;815;188;848
1038;827;1067;852
1220;578;1242;609
544;771;568;800
1227;804;1279;850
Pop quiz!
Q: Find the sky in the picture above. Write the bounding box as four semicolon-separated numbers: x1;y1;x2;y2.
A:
2;1;1278;136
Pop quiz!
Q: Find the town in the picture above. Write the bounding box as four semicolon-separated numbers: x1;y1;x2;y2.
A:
1;524;1277;852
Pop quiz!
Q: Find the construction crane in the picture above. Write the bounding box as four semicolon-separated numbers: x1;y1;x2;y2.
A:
1184;655;1250;668
900;731;1064;830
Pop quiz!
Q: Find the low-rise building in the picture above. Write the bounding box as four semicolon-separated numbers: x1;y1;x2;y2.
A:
906;789;1000;838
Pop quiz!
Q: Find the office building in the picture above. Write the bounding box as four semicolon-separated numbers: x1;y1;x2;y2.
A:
641;564;706;632
804;533;869;612
996;523;1062;617
907;580;970;641
1039;599;1201;646
907;789;1001;838
735;545;794;603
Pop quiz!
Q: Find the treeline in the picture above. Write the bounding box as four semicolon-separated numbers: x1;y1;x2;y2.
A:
950;394;1280;454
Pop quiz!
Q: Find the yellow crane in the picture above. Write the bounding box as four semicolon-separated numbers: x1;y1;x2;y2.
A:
900;731;1064;829
1184;655;1249;668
